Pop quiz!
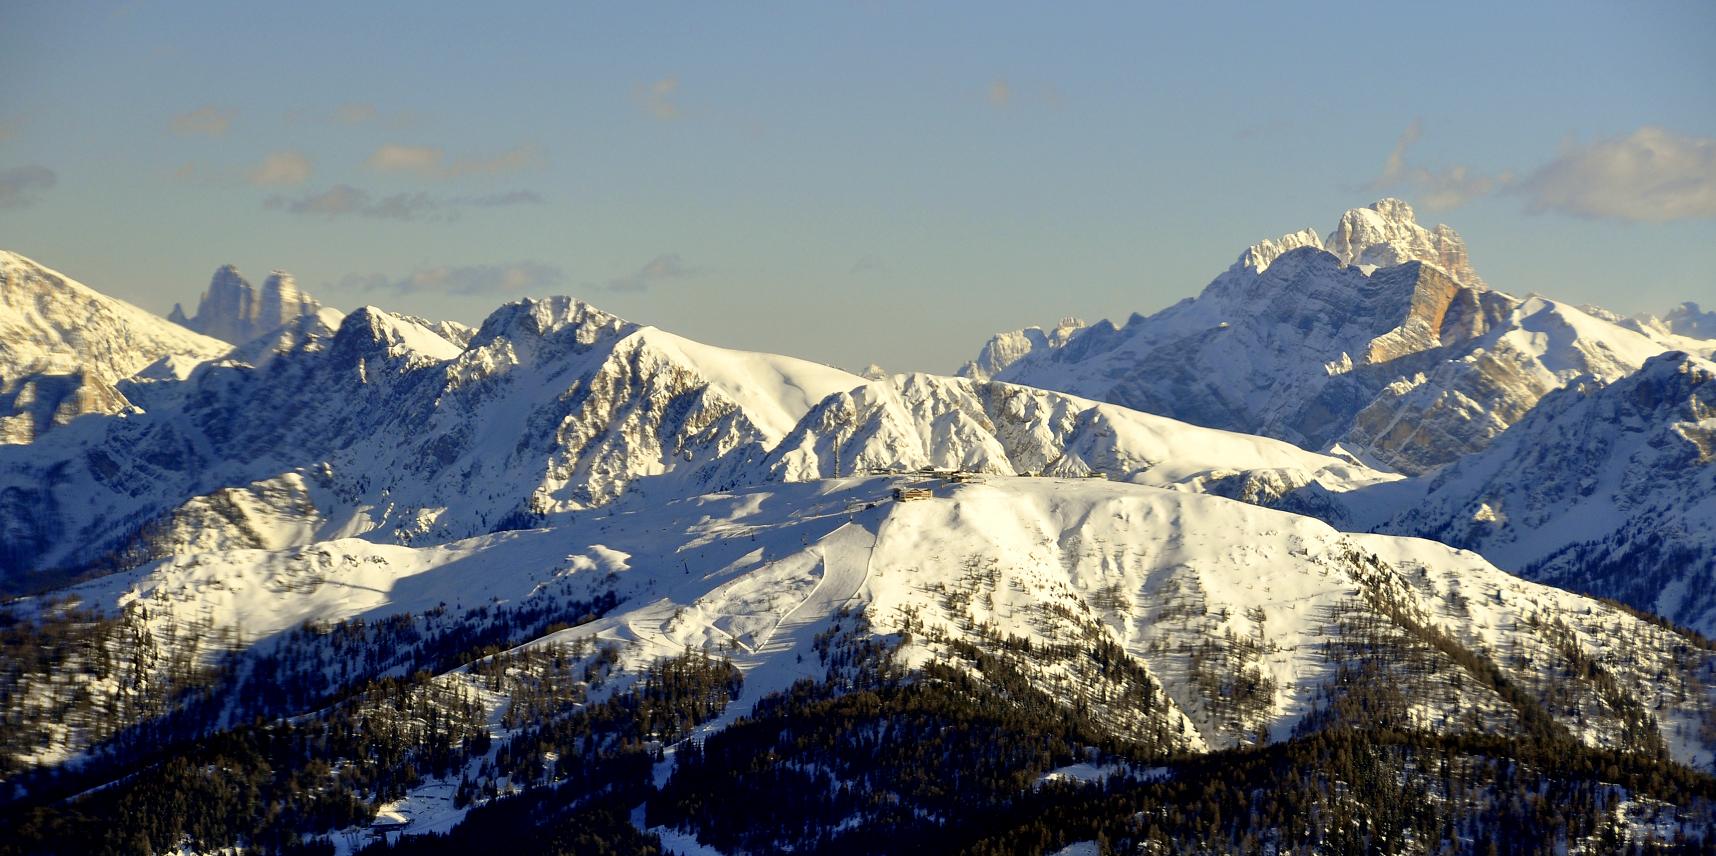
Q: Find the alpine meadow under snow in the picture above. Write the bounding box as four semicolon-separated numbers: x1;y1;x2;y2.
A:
3;200;1716;854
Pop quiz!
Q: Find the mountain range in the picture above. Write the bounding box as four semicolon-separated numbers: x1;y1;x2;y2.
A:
3;200;1715;853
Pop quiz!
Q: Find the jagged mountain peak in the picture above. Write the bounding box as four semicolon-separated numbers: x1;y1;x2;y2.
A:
466;295;634;360
1237;226;1324;273
956;316;1087;380
171;263;325;346
1240;199;1486;290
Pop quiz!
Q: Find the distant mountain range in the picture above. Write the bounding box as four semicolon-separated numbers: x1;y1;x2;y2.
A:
3;201;1714;852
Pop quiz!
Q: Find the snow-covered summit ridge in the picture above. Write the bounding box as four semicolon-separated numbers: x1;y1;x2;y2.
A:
1239;198;1486;289
1;251;230;379
0;251;231;443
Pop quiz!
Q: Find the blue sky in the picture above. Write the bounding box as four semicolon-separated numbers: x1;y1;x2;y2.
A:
2;1;1713;372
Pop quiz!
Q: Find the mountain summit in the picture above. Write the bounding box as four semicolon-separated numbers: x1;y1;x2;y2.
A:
1237;198;1484;289
977;201;1706;473
170;264;326;345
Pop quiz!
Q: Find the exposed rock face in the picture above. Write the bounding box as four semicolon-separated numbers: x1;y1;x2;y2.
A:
171;265;324;345
984;201;1680;474
0;369;132;444
1321;198;1486;288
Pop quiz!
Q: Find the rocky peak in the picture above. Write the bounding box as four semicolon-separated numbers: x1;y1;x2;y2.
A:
1323;199;1486;289
957;317;1086;380
172;265;325;345
467;296;633;365
1663;302;1716;340
1238;227;1324;273
1239;200;1486;290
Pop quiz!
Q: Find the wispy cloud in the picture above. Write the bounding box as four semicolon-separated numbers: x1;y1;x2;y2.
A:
987;80;1012;108
366;143;442;173
364;143;542;179
636;76;681;120
454;190;545;207
0;165;56;208
1365;119;1508;211
247;151;313;186
606;253;705;293
0;119;21;144
1366;120;1716;222
263;185;439;221
1517;126;1716;222
340;261;565;296
170;106;234;137
263;184;543;221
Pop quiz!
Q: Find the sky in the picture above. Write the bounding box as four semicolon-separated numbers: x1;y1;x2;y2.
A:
2;1;1714;374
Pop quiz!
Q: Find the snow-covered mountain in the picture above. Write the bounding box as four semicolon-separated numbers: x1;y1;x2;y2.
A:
33;476;1716;784
0;251;230;443
1352;351;1716;633
982;200;1700;475
7;242;1716;852
957;316;1084;381
0;286;1403;594
0;294;870;590
170;264;329;346
755;372;1389;508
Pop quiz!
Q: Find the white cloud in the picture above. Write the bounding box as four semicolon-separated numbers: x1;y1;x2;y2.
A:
170;106;234;137
247;151;313;186
1518;126;1716;222
0;165;56;208
1365;119;1506;211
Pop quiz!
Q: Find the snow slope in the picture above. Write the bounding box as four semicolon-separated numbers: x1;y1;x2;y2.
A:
44;475;1716;770
757;372;1392;509
0;251;230;443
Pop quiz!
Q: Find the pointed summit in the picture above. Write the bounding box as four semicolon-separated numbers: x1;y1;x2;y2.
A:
172;264;325;345
1239;199;1486;289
